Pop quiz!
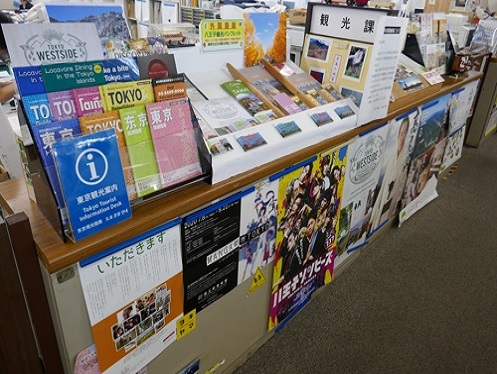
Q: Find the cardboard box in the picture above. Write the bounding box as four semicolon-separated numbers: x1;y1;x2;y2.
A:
0;164;9;183
288;9;307;26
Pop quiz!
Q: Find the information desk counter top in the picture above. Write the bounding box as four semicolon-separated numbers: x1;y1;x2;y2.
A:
0;71;481;274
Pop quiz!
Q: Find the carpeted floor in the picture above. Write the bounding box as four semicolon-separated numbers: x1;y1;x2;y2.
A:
234;132;497;374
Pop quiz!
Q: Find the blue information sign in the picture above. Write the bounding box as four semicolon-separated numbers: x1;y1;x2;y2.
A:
52;129;132;241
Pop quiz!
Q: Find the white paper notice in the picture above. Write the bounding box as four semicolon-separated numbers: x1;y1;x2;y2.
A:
79;220;183;374
358;16;408;126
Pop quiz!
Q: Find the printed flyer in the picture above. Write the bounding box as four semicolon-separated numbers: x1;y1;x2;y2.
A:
181;193;243;313
270;143;348;330
238;179;278;284
78;220;183;374
441;125;466;172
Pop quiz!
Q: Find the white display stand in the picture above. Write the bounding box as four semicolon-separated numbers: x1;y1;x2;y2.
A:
299;4;408;126
207;99;358;184
171;46;359;184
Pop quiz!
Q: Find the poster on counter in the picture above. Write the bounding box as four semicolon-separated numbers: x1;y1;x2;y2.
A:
238;179;278;284
335;123;388;269
44;3;130;41
269;144;348;331
411;94;450;160
399;96;450;225
367;108;420;235
78;219;183;374
399;138;447;226
448;85;478;134
441;125;466;172
181;192;244;313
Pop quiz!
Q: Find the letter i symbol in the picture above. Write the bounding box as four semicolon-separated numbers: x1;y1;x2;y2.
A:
86;153;100;180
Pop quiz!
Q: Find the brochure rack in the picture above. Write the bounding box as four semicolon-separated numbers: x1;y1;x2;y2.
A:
15;57;212;242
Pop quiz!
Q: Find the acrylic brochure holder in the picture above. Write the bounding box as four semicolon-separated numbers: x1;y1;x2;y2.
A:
16;60;212;242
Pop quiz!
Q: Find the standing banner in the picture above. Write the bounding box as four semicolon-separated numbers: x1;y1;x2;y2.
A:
79;219;183;374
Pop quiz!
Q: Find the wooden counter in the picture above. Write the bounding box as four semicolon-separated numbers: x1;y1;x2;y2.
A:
0;71;481;274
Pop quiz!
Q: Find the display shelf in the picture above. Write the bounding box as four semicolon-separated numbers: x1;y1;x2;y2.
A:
180;6;220;28
0;71;481;274
465;57;497;147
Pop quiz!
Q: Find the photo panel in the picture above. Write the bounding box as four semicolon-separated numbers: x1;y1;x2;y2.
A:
343;45;367;82
309;67;326;84
340;86;364;107
305;37;332;63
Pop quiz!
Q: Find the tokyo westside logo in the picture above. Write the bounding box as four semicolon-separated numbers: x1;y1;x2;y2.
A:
20;29;88;66
350;134;384;184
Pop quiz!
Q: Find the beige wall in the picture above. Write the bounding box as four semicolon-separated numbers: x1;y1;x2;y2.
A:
0;0;17;10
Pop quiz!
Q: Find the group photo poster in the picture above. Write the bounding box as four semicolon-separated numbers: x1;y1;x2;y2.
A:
78;219;184;374
270;143;348;330
238;179;278;284
335;124;388;269
367;108;421;235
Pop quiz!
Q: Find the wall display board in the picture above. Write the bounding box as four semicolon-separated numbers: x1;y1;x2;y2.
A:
335;123;389;269
399;95;450;225
270;142;349;331
78;219;184;374
367;108;420;235
299;3;408;126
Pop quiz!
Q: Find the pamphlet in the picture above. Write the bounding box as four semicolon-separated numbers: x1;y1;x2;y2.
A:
236;132;267;151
